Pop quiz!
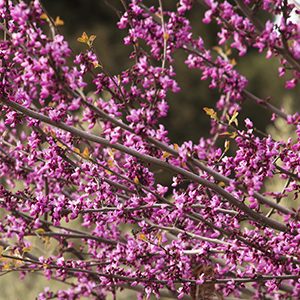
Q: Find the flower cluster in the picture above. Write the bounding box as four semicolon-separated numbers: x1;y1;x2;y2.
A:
0;1;299;299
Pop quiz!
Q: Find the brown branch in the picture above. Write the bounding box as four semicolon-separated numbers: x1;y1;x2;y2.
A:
2;253;300;285
0;98;291;233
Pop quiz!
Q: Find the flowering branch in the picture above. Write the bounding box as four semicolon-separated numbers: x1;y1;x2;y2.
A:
0;1;300;299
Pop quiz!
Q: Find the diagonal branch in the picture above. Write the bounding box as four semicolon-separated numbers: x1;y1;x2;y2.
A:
0;98;291;233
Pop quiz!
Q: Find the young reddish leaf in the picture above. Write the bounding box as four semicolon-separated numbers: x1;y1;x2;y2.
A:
77;32;89;44
224;140;230;153
54;16;64;26
203;107;218;120
162;151;171;159
73;147;81;155
40;13;48;20
137;233;147;241
228;111;239;126
82;147;90;159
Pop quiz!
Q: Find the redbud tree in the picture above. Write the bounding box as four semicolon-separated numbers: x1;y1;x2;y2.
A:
0;0;300;299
